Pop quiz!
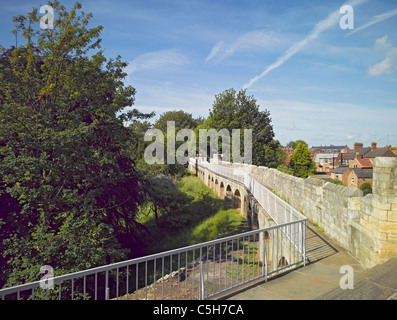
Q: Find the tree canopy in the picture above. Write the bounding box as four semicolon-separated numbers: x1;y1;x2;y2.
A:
0;1;298;290
0;1;148;287
289;143;317;178
200;88;285;168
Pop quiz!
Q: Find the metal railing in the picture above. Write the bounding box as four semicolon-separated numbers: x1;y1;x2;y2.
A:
0;220;306;300
1;158;307;300
191;158;306;245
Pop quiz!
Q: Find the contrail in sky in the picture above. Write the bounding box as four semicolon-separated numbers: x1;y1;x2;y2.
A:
346;7;397;36
243;0;368;89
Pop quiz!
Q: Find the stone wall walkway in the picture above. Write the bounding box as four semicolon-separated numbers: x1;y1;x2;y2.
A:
214;221;397;300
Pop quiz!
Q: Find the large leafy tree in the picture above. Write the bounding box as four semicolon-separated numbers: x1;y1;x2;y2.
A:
286;140;308;149
202;88;285;167
0;1;145;286
154;110;201;134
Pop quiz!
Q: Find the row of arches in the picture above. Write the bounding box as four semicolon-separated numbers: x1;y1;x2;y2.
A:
194;165;290;270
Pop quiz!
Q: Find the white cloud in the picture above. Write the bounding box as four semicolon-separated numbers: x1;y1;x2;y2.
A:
375;35;393;50
126;49;189;74
369;36;397;77
369;56;394;76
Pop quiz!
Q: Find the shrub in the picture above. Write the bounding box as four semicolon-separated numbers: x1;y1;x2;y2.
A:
277;164;294;176
360;181;372;196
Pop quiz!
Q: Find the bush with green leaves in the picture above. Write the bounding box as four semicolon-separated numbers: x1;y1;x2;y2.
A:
360;181;372;196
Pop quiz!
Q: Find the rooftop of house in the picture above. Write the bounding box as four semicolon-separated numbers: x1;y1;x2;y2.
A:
353;169;373;179
314;153;339;162
355;157;373;168
346;147;372;160
332;166;349;174
364;148;396;159
310;145;348;151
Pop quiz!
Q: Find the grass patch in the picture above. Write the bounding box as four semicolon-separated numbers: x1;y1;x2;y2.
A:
137;175;248;256
191;209;246;244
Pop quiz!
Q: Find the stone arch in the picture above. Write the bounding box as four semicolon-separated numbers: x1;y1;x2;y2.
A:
225;185;233;206
211;176;214;190
233;189;241;212
215;179;219;195
220;182;225;199
278;256;288;268
264;231;269;240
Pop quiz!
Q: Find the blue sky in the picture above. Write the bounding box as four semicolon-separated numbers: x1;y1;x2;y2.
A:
1;0;396;148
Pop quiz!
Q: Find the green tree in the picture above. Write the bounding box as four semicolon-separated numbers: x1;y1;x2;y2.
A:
286;140;308;149
0;1;145;286
202;88;284;167
360;181;372;196
154;110;200;133
141;175;192;229
289;143;317;178
153;110;201;177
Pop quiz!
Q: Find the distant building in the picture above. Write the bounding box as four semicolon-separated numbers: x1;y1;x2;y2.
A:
330;166;349;181
345;142;372;167
310;145;350;153
283;147;295;166
350;155;373;169
313;153;339;172
337;142;396;189
363;143;396;159
343;169;373;189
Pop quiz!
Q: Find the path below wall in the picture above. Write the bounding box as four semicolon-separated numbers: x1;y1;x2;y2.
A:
214;221;397;300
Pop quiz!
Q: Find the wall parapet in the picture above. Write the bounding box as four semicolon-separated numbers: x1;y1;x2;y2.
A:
217;158;397;269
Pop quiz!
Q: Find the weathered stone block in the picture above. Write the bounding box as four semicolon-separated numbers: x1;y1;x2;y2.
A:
371;196;391;211
388;233;397;242
388;210;397;222
348;197;361;210
377;240;397;252
378;220;397;234
371;208;388;221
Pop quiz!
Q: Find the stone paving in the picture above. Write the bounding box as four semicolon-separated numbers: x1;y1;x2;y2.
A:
214;222;397;300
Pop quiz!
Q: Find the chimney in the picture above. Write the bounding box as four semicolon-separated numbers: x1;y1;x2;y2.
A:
356;153;362;160
354;142;363;152
371;142;377;150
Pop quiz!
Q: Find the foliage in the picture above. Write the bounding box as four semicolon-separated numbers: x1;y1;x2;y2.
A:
277;164;294;176
191;209;240;244
360;181;372;196
289;143;317;178
137;176;246;255
286;140;308;149
154;110;202;134
0;1;146;286
201;88;285;168
330;179;344;186
140;175;192;229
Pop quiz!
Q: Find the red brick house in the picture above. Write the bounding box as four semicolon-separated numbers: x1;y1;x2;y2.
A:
350;155;373;169
343;169;373;189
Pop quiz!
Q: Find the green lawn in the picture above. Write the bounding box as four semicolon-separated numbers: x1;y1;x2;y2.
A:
137;174;247;255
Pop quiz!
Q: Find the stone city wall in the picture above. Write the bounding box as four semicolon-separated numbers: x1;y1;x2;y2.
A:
220;158;397;269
